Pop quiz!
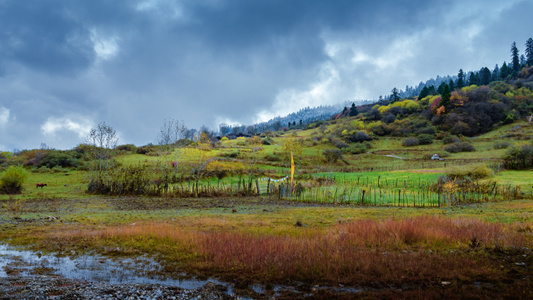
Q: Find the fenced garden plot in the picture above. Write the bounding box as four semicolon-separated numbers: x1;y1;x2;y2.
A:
261;171;527;207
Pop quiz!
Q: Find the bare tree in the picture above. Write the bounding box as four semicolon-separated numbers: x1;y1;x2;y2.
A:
86;122;118;193
157;119;187;169
156;119;187;192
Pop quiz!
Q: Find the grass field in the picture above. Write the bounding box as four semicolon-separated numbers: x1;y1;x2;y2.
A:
1;122;533;298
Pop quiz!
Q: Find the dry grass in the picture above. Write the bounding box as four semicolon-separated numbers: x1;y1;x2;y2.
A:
44;215;529;286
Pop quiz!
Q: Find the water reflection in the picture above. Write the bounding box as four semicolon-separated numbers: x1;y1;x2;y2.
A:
0;243;361;297
0;243;227;290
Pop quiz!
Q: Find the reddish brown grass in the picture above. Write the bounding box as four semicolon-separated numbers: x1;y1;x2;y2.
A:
53;216;529;286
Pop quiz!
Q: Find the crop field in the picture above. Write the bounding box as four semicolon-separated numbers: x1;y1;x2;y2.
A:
1;122;533;298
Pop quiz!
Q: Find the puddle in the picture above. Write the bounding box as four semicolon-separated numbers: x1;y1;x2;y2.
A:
0;243;232;291
0;243;362;297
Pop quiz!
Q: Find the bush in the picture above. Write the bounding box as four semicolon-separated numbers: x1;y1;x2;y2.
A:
136;146;154;155
38;151;81;169
444;142;476;153
220;151;240;159
0;166;29;194
330;138;349;149
263;153;281;162
261;137;273;145
402;137;420;147
342;142;372;154
417;134;434;145
493;141;511;149
347;131;372;143
442;135;460;145
503;143;533;170
445;163;493;180
116;144;137;152
323;149;343;163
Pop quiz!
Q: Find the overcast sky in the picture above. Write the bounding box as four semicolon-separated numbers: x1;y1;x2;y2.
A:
1;0;532;150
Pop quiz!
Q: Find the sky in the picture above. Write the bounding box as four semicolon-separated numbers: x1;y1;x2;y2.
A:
0;0;532;151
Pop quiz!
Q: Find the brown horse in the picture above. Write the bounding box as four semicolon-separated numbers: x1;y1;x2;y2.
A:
36;183;47;188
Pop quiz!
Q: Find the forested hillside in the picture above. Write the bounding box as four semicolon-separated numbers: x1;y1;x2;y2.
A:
335;38;533;139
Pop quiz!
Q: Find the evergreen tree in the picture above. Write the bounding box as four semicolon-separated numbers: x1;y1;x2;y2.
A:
437;82;446;95
349;103;358;117
457;69;465;89
492;64;500;82
440;84;451;109
480;67;491;85
526;38;533;66
500;62;510;79
427;85;437;95
511;41;520;73
448;79;455;91
418;86;429;99
468;72;479;85
391;87;400;101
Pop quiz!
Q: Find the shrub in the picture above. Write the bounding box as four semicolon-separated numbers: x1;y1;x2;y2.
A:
88;163;150;195
323;149;343;163
503;143;533;170
116;144;137;152
347;131;372;143
417;134;434;145
444;142;476;153
261;137;273;145
0;166;29;194
445;163;493;180
442;135;460;145
263;153;281;162
330;138;349;149
367;121;389;136
38;151;81;169
220;151;240;159
342;142;372;154
402;137;420;147
493;141;511;149
220;136;229;141
136;146;154;155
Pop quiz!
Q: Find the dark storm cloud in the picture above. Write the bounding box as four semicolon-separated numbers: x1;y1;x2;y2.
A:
0;0;530;150
0;1;94;74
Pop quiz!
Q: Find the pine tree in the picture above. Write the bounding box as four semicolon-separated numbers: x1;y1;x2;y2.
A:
511;41;520;73
480;67;491;85
526;38;533;67
468;72;479;85
500;62;510;79
492;64;500;81
418;86;429;99
391;88;400;102
440;84;451;109
437;82;446;95
457;69;465;89
448;79;455;91
349;103;358;117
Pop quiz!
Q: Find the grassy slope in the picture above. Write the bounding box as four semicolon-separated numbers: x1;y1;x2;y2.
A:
1;118;533;297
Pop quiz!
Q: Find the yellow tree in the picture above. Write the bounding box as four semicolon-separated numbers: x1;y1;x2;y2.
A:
247;135;263;177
